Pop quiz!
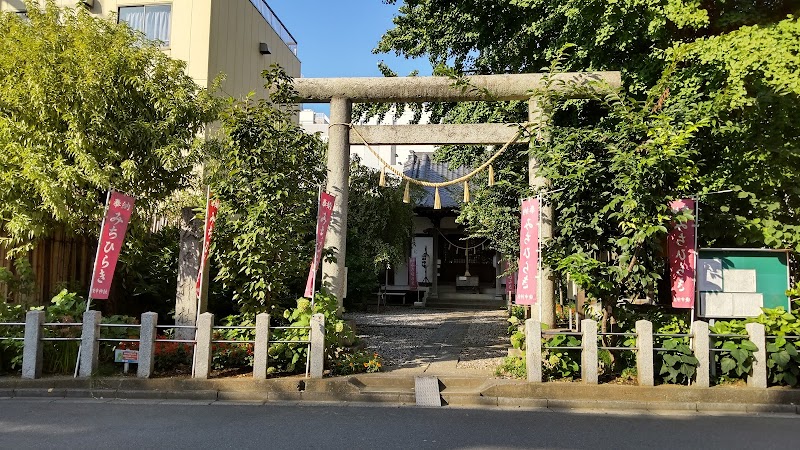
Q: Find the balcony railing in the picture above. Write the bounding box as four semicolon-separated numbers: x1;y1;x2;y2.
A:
249;0;298;55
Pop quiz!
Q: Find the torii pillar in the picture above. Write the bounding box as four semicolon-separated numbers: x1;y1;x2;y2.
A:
323;97;352;304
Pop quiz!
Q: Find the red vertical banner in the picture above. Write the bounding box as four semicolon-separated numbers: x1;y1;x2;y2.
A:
516;198;539;305
304;192;335;298
89;191;135;300
669;199;696;309
195;197;220;298
503;260;516;295
408;257;418;291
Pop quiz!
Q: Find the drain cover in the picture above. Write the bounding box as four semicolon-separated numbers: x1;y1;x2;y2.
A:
415;376;441;407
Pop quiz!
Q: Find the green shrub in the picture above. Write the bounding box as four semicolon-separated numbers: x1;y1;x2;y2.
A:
650;313;697;385
0;301;26;373
496;356;526;379
543;334;581;380
657;338;698;384
267;293;376;376
330;350;383;375
507;309;526;350
708;320;756;384
153;338;193;374
211;314;256;371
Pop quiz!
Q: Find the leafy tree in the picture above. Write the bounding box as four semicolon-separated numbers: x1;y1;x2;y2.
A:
115;224;181;319
209;67;326;314
532;69;707;309
379;0;798;93
0;1;219;253
345;158;414;307
377;1;800;313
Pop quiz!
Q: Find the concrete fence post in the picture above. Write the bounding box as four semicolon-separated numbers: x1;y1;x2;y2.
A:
193;312;214;379
309;313;325;378
21;310;45;380
745;322;767;388
253;313;270;380
79;310;102;377
525;319;542;382
691;321;710;387
635;320;654;386
137;312;158;378
581;319;598;384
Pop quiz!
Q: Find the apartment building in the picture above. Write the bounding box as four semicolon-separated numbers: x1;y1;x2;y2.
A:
0;0;300;99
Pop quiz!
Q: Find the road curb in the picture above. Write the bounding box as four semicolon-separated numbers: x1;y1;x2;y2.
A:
1;376;799;415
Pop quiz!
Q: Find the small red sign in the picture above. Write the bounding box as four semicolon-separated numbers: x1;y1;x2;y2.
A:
304;192;335;298
195;196;220;298
669;199;696;309
90;191;135;300
516;198;539;305
504;260;516;295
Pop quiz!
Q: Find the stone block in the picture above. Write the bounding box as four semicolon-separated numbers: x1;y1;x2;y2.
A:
692;321;710;387
696;402;748;413
635;320;654;386
115;390;168;400
252;313;270;380
79;310;101;377
217;391;269;402
22;310;45;380
309;313;325;379
525;319;542;383
745;322;767;388
647;401;697;412
746;403;798;414
137;312;158;378
193;312;214;379
581;319;598;384
496;397;549;409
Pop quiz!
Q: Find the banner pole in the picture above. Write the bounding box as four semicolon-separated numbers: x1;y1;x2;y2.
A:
310;185;322;307
537;194;543;322
75;189;112;378
306;185;322;379
691;199;699;324
196;186;211;323
192;186;212;379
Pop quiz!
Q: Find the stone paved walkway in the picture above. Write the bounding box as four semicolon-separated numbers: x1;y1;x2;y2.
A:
344;307;509;376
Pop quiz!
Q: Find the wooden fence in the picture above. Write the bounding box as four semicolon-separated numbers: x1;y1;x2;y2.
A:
0;229;94;306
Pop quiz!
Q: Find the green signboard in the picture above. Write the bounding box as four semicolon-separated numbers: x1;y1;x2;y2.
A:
697;249;790;318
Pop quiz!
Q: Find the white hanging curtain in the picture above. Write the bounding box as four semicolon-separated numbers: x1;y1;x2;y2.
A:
118;6;144;34
145;5;172;46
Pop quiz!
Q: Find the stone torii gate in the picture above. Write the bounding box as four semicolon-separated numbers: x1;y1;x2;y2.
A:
294;72;620;326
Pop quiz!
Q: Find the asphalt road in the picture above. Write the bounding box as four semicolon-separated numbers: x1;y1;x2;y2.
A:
0;398;797;449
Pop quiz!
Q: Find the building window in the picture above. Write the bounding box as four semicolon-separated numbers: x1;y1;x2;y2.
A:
119;5;172;47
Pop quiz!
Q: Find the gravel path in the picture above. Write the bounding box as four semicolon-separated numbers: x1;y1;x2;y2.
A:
344;307;509;372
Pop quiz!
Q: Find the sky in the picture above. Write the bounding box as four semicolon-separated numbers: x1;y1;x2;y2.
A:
267;1;432;114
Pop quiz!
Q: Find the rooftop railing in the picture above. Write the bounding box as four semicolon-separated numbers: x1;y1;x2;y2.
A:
249;0;298;55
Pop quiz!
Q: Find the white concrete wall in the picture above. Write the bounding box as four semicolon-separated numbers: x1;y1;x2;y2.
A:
208;0;300;100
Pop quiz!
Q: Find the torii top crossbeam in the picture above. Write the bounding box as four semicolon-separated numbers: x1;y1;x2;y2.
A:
294;72;622;103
